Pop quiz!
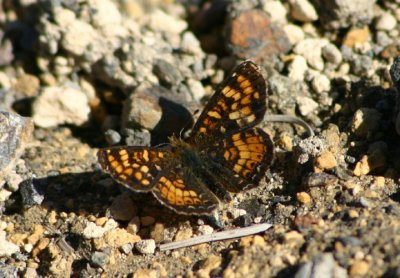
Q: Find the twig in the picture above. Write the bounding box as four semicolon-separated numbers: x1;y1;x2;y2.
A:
159;223;273;251
263;114;315;137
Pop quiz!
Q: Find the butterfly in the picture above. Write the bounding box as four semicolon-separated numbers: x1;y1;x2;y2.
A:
97;61;274;215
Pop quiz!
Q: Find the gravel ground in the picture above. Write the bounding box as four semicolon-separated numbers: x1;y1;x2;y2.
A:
1;0;400;277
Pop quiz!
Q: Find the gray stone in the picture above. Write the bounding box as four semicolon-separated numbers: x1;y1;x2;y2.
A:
296;96;319;116
0;112;33;186
91;251;110;267
20;179;45;207
322;43;342;65
104;129;121;145
311;0;375;30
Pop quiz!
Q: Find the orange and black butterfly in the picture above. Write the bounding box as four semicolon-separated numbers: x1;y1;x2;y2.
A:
97;61;274;215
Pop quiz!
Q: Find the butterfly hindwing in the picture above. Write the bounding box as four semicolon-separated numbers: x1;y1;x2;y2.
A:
151;167;219;215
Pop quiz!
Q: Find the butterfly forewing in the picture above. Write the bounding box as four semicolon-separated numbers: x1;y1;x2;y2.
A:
191;61;267;138
97;147;169;192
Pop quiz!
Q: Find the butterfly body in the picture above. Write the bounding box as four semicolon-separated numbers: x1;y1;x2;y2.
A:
98;61;274;215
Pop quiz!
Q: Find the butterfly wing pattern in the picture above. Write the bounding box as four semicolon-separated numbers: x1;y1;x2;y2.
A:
98;61;274;215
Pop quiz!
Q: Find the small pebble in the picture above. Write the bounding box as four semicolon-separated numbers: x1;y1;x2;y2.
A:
289;0;318;22
349;261;369;276
135;239;156;254
296;192;311;205
375;12;397;31
91;251;110;268
140;216;155;227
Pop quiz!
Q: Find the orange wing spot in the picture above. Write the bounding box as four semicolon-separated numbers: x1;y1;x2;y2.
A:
160;176;167;183
158;152;164;158
176;197;184;205
160;185;168;197
237;145;249;151
229;111;240;120
224;150;230;160
140;165;149;173
108;155;115;162
240;106;252;116
119;174;127;180
193;198;202;204
142;150;149;161
155;164;161;171
124;168;133;175
249;143;264;152
254;92;260;99
247;137;260;143
184;197;194;204
111;161;119;169
175;188;183;197
231;102;238;110
239;151;251;159
177;179;184;184
141;179;150;186
232;133;241;141
233;164;242;173
231;92;241;101
183;191;190;197
123;160;130;167
242;170;251;178
134;171;142;180
246;160;256;169
132;163;140;168
238;159;246;166
167;191;176;204
119;149;128;156
199;127;207;133
115;165;123;173
229;148;239;159
234;139;245;146
246;114;256;122
237;74;245;83
223;86;234;97
120;154;129;161
207;110;222;119
218;100;228;110
240;95;252;105
189;190;197;197
240;79;251;89
244;86;254;94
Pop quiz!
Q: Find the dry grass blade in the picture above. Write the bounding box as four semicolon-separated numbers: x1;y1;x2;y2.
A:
159;223;273;251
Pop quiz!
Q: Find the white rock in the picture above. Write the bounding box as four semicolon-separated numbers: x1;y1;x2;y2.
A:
33;85;90;128
0;189;12;202
375;12;397;31
187;78;205;101
62;19;99;56
290;0;318;22
263;1;287;23
284;24;305;45
0;231;19;256
53;8;76;28
197;225;214;235
294;38;329;70
311;73;331;93
135;239;156;254
83;222;106;239
148;9;187;34
89;0;122;27
296;96;319;116
288;55;308;81
322;43;343;65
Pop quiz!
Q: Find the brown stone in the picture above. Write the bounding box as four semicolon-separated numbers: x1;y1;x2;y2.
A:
225;9;290;59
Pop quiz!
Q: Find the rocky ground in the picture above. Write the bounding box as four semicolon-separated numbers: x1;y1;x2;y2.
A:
1;0;400;277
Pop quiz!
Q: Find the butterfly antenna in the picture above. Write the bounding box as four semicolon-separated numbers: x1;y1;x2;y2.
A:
178;108;200;139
